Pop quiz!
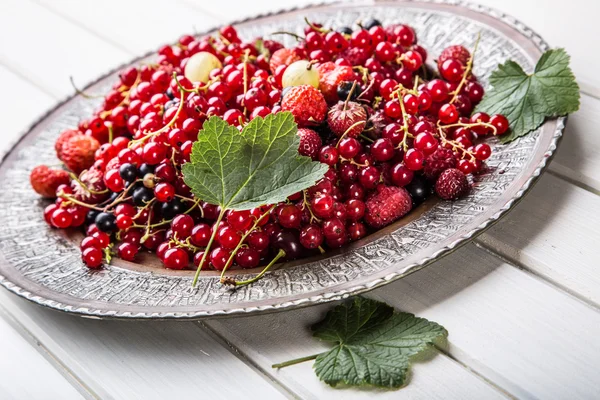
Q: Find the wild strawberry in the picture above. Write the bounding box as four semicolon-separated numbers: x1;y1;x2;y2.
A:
316;62;356;103
327;101;367;138
364;185;412;228
423;147;457;180
71;167;109;203
29;165;70;198
437;45;471;68
55;129;82;159
60;135;100;173
297;128;322;160
435;168;469;200
281;85;327;126
269;48;304;74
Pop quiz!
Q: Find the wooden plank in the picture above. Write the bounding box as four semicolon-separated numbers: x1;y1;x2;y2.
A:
210;243;600;399
206;307;509;400
0;291;287;400
549;94;600;192
0;307;84;400
0;0;130;98
478;173;600;306
34;0;220;55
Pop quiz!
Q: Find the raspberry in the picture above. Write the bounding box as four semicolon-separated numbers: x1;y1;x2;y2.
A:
365;185;412;228
29;165;70;198
297;128;322;160
281;85;327;126
55;129;82;159
269;48;304;74
438;45;471;68
423;147;457;180
60;135;100;174
316;62;356;103
340;47;370;66
435;168;469;200
327;101;367;138
71;167;109;203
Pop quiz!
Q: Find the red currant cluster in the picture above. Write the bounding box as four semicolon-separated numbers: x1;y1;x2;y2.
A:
37;18;509;283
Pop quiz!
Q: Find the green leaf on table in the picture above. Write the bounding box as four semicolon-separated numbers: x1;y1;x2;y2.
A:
312;297;447;389
182;112;327;211
476;48;580;143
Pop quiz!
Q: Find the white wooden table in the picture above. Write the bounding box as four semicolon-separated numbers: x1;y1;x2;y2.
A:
1;0;599;398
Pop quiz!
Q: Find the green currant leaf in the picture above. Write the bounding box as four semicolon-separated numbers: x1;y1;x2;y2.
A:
182;112;327;211
311;297;448;389
476;48;580;143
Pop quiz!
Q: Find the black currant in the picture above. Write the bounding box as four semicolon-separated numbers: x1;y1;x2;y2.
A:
119;163;138;182
272;230;303;260
338;26;353;35
138;163;154;177
95;212;116;233
161;198;185;220
86;210;99;225
337;81;360;101
108;191;121;203
133;186;154;206
363;18;381;29
406;175;431;206
165;87;174;100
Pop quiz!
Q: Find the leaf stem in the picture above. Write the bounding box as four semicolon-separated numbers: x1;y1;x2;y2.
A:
192;208;226;286
272;353;320;369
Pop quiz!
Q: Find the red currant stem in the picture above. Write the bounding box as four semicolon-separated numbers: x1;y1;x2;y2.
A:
304;17;329;33
272;353;319;369
69;76;103;99
230;248;286;287
219;204;277;283
99;71;141;119
68;172;109;195
107;124;114;144
436;126;477;161
207;37;231;58
242;49;251;116
449;32;481;104
343;81;359;111
317;246;325;254
358;133;374;143
103;246;113;265
302;190;321;223
335;120;366;147
58;193;105;211
397;92;412;152
352;66;370;84
192;207;226;287
174;194;196;202
132;198;156;220
217;32;232;46
128;73;185;148
170;236;200;252
438;121;498;136
103;180;141;211
357;76;376;102
270;31;304;41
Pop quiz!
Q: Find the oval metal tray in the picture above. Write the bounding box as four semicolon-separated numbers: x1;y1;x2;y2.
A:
0;0;563;319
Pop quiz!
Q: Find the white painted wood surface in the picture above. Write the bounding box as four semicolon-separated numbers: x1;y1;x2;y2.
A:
0;0;599;398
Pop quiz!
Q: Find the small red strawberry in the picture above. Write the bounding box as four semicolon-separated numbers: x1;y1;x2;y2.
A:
30;165;70;198
327;101;367;138
438;45;471;68
423;147;457;180
297;128;322;160
281;85;327;126
435;168;469;200
269;48;304;74
71;167;109;203
60;135;100;174
316;62;356;103
365;185;412;228
55;129;82;159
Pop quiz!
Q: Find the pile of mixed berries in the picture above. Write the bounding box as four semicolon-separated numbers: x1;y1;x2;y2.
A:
29;18;509;281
